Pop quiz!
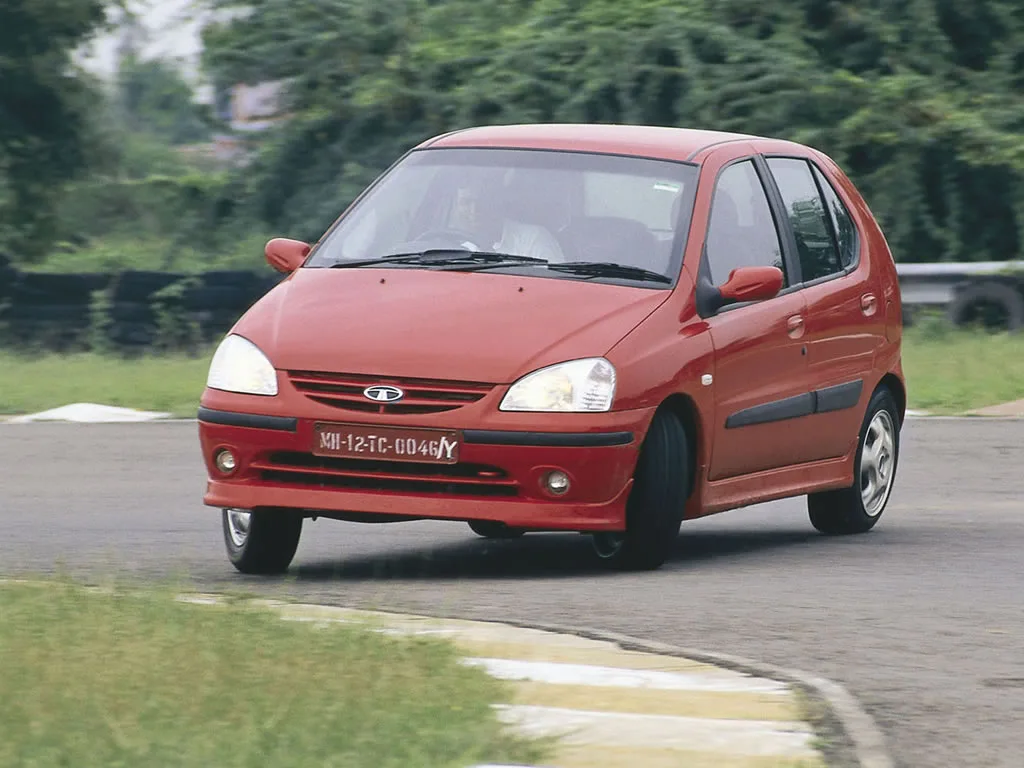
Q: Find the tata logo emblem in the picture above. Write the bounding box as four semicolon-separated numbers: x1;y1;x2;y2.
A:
363;385;404;403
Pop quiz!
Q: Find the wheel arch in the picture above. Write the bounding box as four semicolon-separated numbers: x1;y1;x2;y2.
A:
877;372;906;426
656;392;702;500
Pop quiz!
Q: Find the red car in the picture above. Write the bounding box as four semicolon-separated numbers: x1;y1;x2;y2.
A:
198;123;905;574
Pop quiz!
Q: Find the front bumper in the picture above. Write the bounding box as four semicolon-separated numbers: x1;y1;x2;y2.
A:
197;403;654;532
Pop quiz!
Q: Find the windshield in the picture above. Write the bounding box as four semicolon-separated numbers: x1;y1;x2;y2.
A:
306;146;699;285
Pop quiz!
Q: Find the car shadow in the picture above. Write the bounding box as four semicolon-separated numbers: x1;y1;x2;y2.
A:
284;525;829;583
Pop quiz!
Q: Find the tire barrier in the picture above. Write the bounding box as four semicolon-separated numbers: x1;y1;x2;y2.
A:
897;261;1024;332
944;280;1024;332
0;266;281;353
3;260;1024;353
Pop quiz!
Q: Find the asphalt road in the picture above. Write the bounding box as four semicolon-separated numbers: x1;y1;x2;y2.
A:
2;418;1022;768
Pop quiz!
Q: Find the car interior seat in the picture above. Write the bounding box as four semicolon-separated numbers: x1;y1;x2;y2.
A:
562;216;661;272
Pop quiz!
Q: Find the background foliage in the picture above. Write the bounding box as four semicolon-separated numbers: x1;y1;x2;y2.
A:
2;0;1023;273
197;0;1024;266
0;0;109;262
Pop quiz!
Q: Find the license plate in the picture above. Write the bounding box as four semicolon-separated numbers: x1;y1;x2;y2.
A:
312;423;461;464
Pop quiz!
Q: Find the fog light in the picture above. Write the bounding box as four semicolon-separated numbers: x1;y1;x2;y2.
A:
546;470;570;495
215;449;237;474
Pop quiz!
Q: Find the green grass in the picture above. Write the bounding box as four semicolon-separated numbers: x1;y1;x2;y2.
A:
902;319;1024;414
2;322;1024;417
0;579;547;768
0;349;213;417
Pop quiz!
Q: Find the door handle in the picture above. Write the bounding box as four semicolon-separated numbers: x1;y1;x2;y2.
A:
861;293;877;316
787;314;805;338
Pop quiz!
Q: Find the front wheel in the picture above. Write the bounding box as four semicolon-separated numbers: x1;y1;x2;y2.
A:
222;508;303;574
591;407;690;571
808;386;901;535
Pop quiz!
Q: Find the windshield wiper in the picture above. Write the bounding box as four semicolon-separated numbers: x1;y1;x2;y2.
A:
329;249;549;269
546;261;673;284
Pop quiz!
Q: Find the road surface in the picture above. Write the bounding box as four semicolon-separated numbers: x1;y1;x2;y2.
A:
2;418;1022;768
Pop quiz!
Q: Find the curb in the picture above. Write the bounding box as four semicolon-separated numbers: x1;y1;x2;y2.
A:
0;578;891;768
509;622;894;768
331;609;894;768
248;601;836;768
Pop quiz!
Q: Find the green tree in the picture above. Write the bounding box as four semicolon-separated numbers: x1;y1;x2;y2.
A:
200;0;1024;263
0;0;110;262
115;54;212;146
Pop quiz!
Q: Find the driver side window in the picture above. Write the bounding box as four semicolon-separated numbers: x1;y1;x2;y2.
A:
705;160;786;287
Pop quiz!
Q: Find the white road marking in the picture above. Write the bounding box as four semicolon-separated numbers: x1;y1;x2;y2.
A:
461;657;790;695
5;403;172;423
495;704;817;757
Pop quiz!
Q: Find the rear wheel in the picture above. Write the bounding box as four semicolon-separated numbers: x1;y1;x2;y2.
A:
222;508;303;574
591;407;690;571
468;520;526;539
808;386;900;535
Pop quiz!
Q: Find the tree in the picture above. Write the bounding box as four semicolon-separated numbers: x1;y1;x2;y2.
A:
200;0;1024;263
113;29;213;147
0;0;111;262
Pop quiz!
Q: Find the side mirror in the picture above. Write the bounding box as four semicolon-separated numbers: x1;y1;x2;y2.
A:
265;238;311;274
719;265;783;306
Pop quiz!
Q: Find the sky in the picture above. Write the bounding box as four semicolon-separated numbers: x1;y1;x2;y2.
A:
74;0;220;101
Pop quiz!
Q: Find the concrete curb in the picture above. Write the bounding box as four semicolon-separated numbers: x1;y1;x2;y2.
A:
525;624;894;768
254;602;833;767
326;608;894;768
1;578;890;768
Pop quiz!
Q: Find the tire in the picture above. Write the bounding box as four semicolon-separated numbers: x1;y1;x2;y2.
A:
468;520;526;539
946;281;1024;332
808;386;901;535
222;508;303;574
591;407;690;571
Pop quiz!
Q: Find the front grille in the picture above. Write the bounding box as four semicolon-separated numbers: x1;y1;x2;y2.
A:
287;370;494;415
252;451;518;498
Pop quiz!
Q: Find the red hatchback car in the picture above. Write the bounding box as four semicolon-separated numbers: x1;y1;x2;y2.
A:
198;123;905;574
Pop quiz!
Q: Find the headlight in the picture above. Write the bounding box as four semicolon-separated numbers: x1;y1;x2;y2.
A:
500;358;616;412
206;335;278;396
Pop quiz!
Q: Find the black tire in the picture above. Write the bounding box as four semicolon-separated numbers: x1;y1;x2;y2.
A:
591;406;690;571
946;281;1024;332
468;520;526;539
222;508;303;574
808;386;901;535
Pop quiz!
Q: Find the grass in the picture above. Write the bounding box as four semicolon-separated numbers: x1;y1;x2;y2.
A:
2;322;1024;417
0;579;548;768
901;316;1024;414
0;349;213;417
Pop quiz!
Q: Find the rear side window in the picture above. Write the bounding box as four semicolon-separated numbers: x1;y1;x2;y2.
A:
811;165;859;269
705;160;786;286
766;158;841;282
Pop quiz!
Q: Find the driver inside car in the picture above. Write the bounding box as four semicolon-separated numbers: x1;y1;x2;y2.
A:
449;174;567;264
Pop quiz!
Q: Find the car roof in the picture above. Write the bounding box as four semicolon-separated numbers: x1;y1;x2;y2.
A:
417;123;800;164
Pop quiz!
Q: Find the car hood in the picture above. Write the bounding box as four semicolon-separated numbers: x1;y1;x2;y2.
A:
233;267;672;383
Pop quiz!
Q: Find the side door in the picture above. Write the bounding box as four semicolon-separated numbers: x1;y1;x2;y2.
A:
699;156;815;482
760;155;886;461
